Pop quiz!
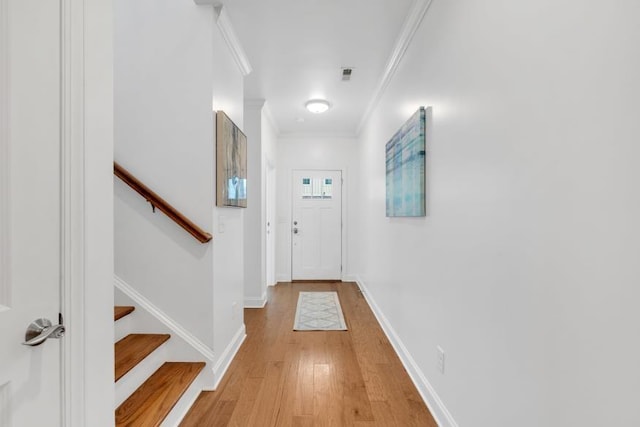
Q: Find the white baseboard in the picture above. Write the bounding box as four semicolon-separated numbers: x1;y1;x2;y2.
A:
210;324;246;390
355;277;458;427
341;275;359;282
114;275;215;362
244;292;267;308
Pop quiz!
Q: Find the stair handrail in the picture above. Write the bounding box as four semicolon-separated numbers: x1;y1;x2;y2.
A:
114;162;213;243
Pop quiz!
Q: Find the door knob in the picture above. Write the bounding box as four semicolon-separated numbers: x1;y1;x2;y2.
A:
293;227;299;234
23;318;65;346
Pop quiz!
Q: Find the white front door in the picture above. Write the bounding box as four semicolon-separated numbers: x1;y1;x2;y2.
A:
291;170;342;280
0;0;63;424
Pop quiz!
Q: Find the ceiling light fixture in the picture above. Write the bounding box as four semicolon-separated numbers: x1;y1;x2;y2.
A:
305;99;331;114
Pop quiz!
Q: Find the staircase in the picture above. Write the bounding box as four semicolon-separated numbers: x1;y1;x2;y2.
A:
114;306;206;426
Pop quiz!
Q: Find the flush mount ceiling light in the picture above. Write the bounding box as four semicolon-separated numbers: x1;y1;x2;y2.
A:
305;99;331;114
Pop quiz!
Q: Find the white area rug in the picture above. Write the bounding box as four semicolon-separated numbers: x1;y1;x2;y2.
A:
293;291;348;331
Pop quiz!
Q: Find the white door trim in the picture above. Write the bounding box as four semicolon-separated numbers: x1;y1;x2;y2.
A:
265;159;275;287
61;0;86;423
61;0;114;425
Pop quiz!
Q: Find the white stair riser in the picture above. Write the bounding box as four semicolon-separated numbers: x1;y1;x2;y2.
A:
114;314;132;342
115;342;169;408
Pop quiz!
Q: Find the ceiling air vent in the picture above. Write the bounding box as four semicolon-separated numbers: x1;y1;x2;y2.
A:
341;68;353;81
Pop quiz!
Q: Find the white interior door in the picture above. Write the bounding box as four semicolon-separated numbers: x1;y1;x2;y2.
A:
0;0;63;425
291;170;342;280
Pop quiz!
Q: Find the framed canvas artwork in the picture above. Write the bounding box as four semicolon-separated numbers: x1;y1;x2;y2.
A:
216;111;247;208
385;107;426;217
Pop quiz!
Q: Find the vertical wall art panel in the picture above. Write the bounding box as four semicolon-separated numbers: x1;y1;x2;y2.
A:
216;111;247;208
385;107;426;217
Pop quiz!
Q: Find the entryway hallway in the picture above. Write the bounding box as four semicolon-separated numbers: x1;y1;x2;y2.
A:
181;282;437;426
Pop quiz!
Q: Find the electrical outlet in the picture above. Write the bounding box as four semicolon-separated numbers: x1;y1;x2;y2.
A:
437;346;445;374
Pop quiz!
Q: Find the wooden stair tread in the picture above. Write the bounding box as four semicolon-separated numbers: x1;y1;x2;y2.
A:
114;306;135;321
115;334;170;381
115;362;206;427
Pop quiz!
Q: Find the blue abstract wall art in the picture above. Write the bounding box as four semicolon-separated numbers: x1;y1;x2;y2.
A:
385;107;426;217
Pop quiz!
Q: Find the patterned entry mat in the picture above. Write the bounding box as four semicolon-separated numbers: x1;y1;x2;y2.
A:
293;291;348;331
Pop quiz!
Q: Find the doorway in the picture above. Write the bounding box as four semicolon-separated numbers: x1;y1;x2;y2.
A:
291;170;342;280
266;163;276;287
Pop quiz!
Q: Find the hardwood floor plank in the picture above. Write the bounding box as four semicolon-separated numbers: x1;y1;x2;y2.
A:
181;395;236;427
201;400;237;427
328;331;374;423
246;360;286;426
178;391;219;427
376;362;438;427
272;344;303;427
291;415;314;427
312;363;332;426
226;377;263;427
180;282;436;426
369;401;401;427
293;350;314;417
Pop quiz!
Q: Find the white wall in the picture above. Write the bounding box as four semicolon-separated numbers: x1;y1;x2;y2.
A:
114;0;245;369
115;0;215;348
242;100;265;307
211;17;246;361
355;1;640;426
242;101;279;307
275;136;358;282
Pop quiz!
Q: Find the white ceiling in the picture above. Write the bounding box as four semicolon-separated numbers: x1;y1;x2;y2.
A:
223;0;415;136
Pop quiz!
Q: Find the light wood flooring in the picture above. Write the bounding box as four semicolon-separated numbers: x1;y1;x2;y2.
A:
181;282;437;427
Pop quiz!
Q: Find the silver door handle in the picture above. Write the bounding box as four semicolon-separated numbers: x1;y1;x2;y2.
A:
293;227;299;234
23;318;65;346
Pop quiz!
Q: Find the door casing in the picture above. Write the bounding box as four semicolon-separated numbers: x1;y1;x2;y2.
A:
60;0;115;425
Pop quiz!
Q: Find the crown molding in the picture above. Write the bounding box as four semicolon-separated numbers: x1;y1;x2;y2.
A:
214;5;252;76
356;0;433;135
